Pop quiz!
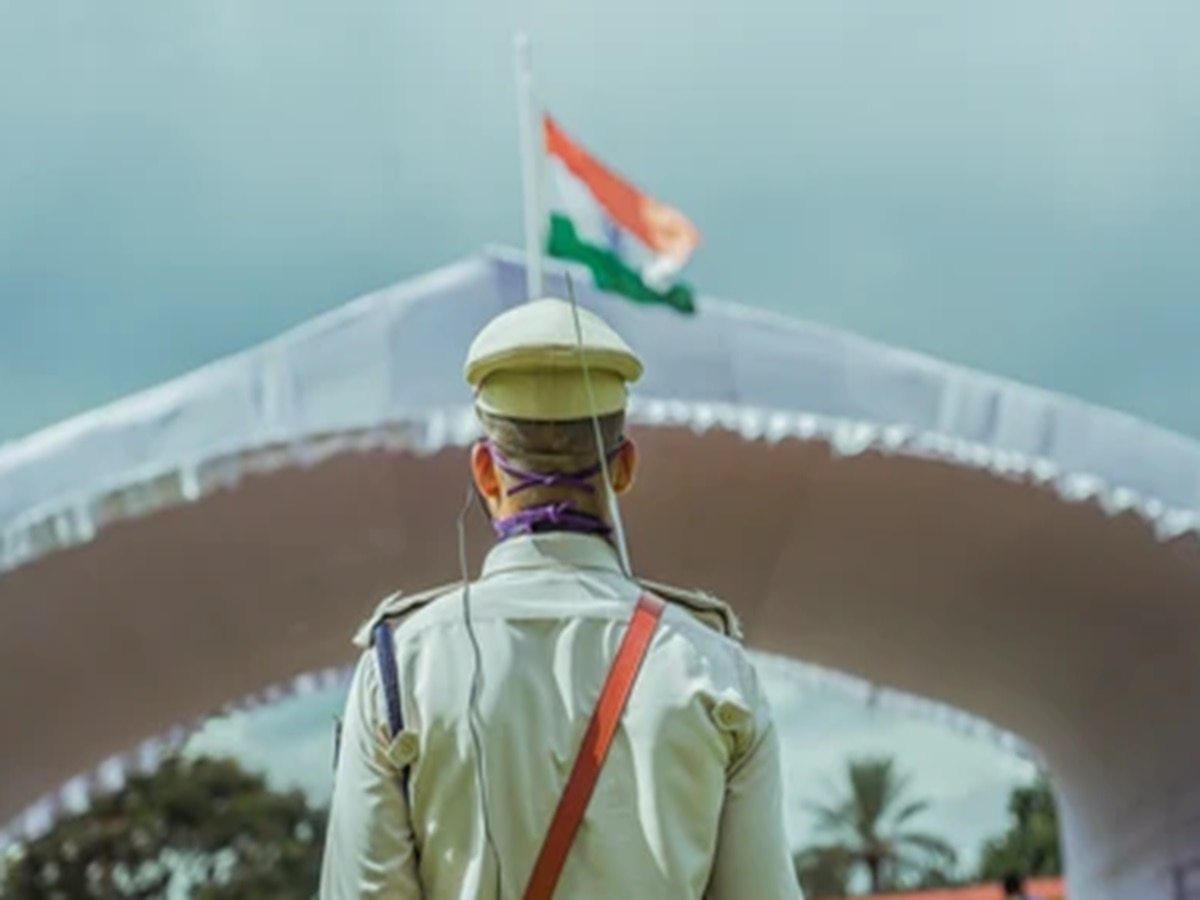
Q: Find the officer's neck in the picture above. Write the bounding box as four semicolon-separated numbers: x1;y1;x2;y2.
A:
491;491;613;542
494;490;606;522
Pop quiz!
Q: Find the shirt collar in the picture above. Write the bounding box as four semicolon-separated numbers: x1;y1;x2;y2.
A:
481;532;624;579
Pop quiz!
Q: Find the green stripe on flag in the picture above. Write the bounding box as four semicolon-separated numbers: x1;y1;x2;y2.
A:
546;214;696;315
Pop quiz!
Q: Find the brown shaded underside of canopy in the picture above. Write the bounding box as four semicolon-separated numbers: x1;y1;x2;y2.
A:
2;426;1199;891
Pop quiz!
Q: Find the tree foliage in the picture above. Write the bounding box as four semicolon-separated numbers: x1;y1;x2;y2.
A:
791;755;1065;897
794;843;854;898
796;755;958;895
2;755;326;899
977;772;1063;880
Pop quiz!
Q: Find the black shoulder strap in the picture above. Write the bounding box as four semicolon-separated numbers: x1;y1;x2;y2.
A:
372;620;404;739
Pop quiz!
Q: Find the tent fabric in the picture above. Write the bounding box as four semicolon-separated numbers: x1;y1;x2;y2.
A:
2;248;1200;899
4;247;1199;571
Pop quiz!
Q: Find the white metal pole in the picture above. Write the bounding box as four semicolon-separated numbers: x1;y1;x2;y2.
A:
514;33;545;301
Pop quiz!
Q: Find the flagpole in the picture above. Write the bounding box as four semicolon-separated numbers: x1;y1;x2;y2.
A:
514;33;545;301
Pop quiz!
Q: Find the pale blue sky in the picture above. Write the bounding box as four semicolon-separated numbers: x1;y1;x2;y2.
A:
3;0;1199;444
5;0;1196;872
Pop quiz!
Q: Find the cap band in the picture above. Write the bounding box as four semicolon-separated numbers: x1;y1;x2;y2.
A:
475;369;628;421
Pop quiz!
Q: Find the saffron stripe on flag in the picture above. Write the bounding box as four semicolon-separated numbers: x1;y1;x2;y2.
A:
545;117;654;249
544;116;700;263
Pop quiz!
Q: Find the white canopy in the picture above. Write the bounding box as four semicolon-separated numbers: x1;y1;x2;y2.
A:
3;247;1200;898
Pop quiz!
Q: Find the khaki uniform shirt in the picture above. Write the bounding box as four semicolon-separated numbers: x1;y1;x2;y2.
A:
320;532;801;899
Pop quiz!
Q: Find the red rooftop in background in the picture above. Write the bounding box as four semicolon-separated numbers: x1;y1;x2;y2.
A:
844;878;1064;900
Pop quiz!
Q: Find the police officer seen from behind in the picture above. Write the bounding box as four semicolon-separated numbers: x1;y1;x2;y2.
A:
320;297;801;899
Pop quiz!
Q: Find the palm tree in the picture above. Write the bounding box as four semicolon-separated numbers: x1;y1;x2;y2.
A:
801;755;957;893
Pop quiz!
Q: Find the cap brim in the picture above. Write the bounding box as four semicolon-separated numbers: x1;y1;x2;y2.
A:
474;369;629;421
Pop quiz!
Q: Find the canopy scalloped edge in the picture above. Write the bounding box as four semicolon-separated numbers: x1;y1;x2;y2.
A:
3;392;1197;578
4;246;1200;571
0;649;1039;855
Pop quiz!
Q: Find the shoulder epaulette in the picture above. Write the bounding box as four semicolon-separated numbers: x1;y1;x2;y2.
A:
351;582;462;649
636;578;744;641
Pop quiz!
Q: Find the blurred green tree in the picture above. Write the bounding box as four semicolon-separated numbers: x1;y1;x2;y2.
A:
794;842;853;898
977;772;1062;880
2;755;325;899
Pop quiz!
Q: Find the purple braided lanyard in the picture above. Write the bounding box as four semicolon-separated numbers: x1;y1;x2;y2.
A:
488;441;621;540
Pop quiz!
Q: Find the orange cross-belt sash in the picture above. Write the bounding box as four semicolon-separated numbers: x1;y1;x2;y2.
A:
521;592;667;900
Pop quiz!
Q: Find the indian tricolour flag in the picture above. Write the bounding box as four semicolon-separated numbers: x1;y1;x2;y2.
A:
543;115;701;314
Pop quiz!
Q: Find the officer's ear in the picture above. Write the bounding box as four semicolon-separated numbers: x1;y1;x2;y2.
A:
471;442;503;503
610;438;638;495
